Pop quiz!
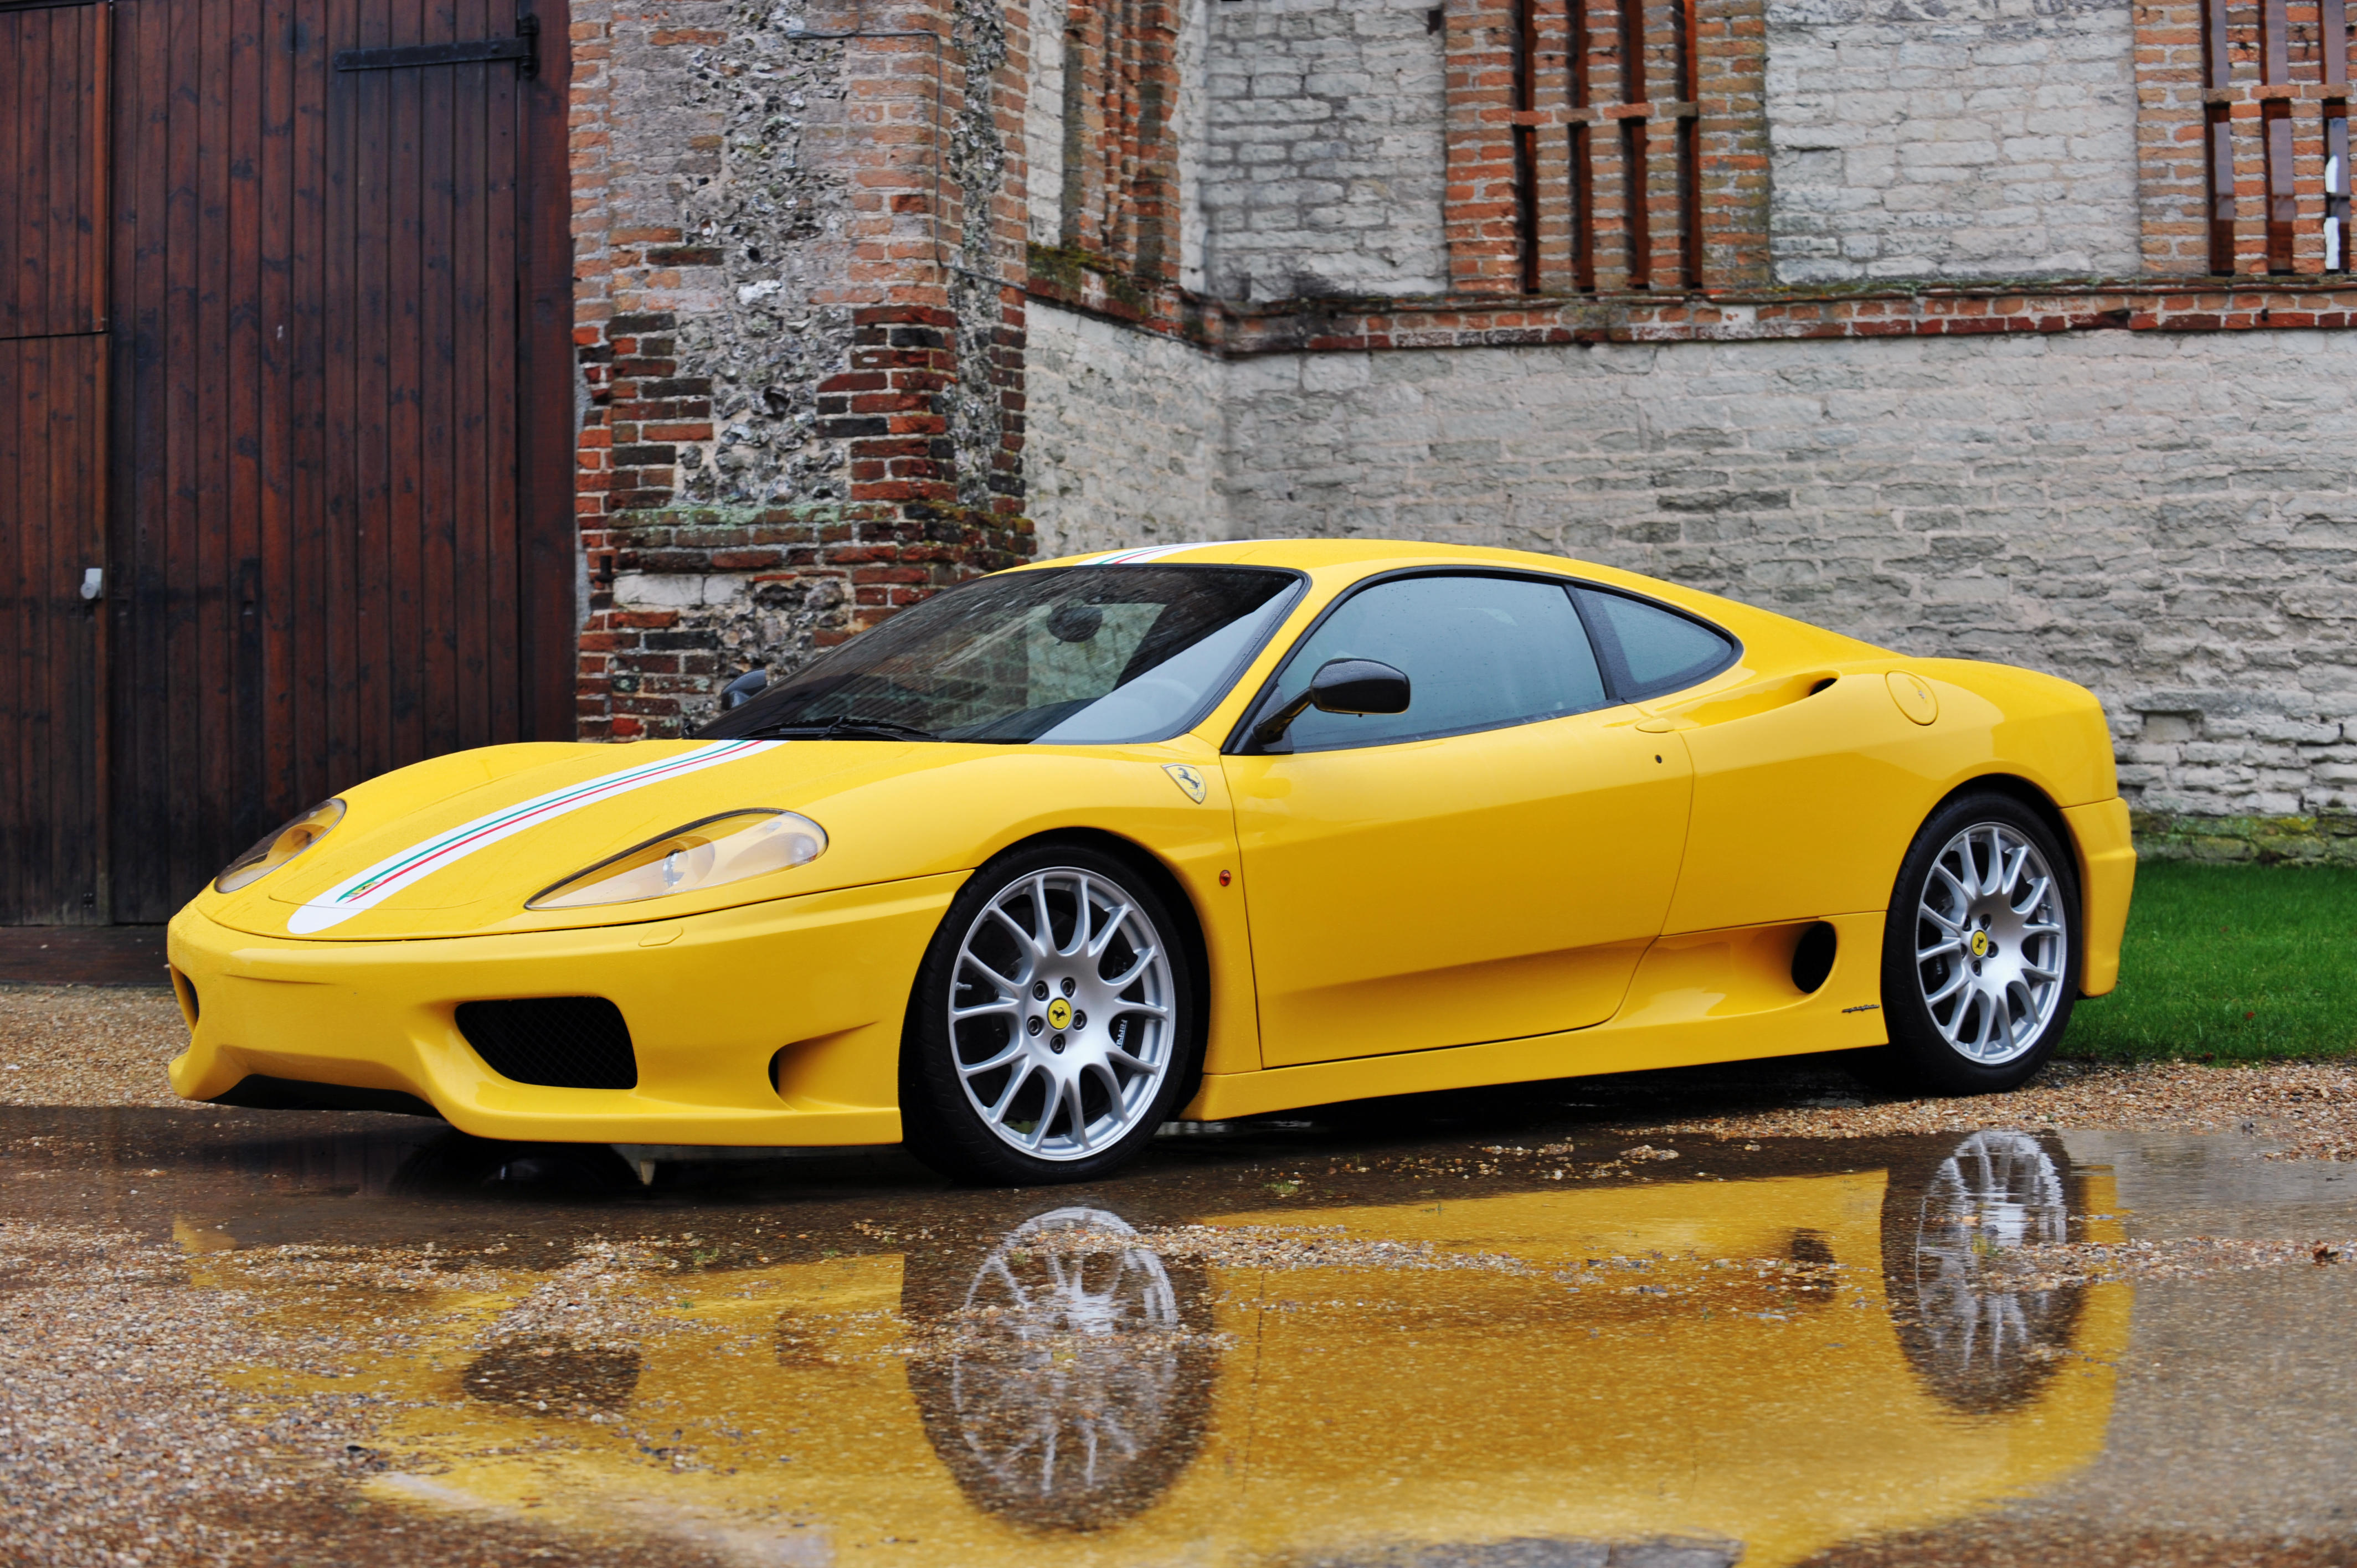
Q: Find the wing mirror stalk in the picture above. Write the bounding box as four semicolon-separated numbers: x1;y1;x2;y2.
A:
1252;658;1411;748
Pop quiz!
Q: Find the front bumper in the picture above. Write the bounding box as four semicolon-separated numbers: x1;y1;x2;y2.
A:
2061;797;2135;997
166;873;966;1144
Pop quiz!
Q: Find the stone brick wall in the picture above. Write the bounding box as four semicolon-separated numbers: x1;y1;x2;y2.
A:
1198;0;1449;300
1022;300;1228;554
1764;0;2140;282
1018;323;2357;823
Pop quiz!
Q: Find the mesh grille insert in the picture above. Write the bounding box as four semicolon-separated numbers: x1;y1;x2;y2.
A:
455;997;637;1090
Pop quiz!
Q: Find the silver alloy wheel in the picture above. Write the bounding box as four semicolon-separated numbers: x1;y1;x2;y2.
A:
948;866;1177;1161
1913;822;2068;1065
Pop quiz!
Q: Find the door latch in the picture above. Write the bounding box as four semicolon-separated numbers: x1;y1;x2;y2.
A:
79;567;103;601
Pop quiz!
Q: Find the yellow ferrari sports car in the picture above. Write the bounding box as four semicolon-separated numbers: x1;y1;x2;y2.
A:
166;539;2135;1183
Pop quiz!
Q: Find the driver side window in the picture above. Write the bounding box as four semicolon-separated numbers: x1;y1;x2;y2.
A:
1264;574;1608;752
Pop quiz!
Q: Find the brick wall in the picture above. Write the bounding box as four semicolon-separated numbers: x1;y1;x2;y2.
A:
560;0;2357;835
1200;0;1449;300
1765;0;2140;283
569;0;1031;739
1018;314;2357;824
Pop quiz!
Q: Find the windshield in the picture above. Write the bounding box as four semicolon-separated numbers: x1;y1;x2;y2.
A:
698;565;1304;745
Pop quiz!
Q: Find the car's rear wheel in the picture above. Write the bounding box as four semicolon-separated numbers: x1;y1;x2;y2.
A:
1877;792;2079;1095
900;843;1202;1185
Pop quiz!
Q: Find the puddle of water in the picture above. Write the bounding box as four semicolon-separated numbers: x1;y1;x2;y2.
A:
6;1108;2355;1567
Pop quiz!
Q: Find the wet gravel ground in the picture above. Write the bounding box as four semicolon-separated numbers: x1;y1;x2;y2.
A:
5;1110;2357;1565
0;986;189;1108
8;987;2357;1566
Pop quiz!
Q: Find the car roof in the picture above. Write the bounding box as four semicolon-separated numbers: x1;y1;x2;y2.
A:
1018;538;1890;663
1026;537;1692;593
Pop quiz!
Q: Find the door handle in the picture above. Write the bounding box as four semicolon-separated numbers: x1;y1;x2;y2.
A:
79;567;104;601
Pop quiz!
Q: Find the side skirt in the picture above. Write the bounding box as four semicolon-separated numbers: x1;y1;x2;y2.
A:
1182;910;1888;1121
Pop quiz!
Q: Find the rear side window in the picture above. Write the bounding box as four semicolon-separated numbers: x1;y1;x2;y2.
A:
1576;587;1737;699
1257;574;1609;752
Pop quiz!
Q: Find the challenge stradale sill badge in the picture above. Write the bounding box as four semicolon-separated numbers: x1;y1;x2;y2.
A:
1162;764;1208;804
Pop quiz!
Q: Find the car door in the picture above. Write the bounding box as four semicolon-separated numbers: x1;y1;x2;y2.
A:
1222;572;1697;1067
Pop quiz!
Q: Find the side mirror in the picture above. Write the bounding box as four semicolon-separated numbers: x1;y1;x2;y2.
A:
1251;658;1411;747
722;668;769;710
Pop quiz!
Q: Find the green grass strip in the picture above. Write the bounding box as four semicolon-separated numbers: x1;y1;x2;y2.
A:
2062;859;2357;1062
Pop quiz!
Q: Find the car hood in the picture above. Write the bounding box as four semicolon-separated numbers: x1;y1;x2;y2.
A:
193;738;1188;941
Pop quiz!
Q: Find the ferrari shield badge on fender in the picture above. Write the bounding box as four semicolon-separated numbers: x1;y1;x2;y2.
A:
1161;764;1208;803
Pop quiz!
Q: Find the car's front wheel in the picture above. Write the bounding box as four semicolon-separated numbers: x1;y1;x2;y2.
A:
900;843;1202;1185
1877;792;2080;1095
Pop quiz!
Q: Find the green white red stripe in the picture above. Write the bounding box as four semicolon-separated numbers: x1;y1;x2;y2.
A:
1079;541;1250;566
286;740;782;934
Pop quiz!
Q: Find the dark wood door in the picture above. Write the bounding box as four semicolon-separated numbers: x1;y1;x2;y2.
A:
97;0;575;922
1;0;110;924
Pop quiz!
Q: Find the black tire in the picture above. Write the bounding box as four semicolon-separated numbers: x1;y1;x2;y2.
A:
1876;791;2080;1096
899;841;1205;1185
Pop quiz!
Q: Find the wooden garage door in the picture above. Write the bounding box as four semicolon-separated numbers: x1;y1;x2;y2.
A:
1;0;110;924
91;0;576;923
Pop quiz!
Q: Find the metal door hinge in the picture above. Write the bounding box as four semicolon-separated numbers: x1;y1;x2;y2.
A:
335;14;537;76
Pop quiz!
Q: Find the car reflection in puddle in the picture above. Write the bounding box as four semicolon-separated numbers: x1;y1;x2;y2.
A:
901;1207;1219;1531
1881;1129;2086;1416
161;1125;2130;1567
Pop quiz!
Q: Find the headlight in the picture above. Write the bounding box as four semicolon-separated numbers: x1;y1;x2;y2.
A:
527;809;827;910
214;798;347;893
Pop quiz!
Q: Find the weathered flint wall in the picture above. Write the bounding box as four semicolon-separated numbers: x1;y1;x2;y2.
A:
569;0;1030;739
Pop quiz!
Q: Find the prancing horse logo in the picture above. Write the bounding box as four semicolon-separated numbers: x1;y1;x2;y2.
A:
1162;764;1208;803
1047;997;1074;1031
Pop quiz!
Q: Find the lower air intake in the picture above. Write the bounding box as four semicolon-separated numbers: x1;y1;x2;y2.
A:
455;997;638;1090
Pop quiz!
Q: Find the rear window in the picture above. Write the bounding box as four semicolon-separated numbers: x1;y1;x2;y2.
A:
1576;587;1738;699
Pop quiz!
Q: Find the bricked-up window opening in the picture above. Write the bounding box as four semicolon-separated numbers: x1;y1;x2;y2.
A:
2329;124;2351;266
1514;0;1703;293
1053;0;1180;282
1516;0;1544;291
1449;0;1761;294
2329;0;2352;268
2199;0;2355;271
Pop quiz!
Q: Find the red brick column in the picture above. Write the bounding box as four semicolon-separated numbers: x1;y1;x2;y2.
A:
1445;0;1527;293
1694;0;1769;287
2134;0;2214;273
566;0;1036;741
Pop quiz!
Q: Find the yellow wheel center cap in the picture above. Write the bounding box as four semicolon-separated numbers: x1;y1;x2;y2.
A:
1969;930;1990;958
1047;997;1073;1030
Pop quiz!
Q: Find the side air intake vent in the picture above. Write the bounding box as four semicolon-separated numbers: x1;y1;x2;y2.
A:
456;998;638;1090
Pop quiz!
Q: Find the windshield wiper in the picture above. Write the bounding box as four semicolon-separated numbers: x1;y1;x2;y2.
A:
737;714;940;742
